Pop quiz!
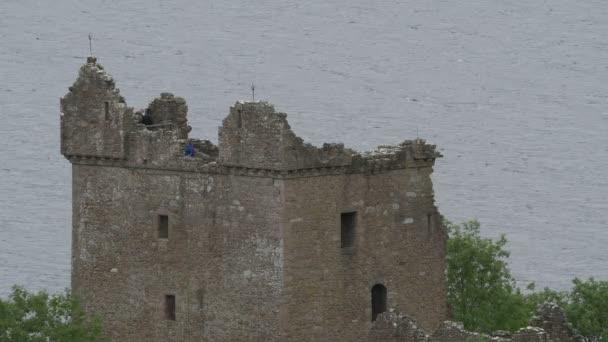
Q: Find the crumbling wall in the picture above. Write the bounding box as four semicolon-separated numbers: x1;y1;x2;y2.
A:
430;321;502;342
190;139;218;159
351;140;441;173
218;101;353;170
370;304;584;342
217;101;442;173
528;303;585;342
369;311;430;342
123;92;216;167
146;92;191;140
510;328;550;342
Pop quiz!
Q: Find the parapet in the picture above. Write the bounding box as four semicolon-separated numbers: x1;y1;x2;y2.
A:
351;140;441;174
218;101;441;172
60;58;442;176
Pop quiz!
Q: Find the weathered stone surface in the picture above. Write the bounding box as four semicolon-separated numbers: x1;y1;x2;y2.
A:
528;303;585;342
61;59;448;341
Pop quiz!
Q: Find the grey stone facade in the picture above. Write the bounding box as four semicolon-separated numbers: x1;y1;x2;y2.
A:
61;58;447;341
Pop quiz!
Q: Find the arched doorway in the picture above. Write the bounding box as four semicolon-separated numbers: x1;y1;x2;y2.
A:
371;284;387;321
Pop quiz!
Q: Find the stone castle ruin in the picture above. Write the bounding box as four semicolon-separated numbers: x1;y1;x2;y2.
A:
372;303;584;342
60;58;581;341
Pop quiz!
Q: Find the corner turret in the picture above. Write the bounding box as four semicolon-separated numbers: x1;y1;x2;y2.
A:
60;57;133;159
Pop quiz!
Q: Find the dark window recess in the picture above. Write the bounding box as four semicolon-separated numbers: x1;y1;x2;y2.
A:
427;213;433;231
340;212;356;248
371;284;387;321
165;294;176;320
158;215;169;239
104;101;110;121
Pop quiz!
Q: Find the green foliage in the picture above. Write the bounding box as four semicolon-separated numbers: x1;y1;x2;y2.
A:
0;286;105;342
446;220;531;333
524;285;568;311
565;278;608;340
447;219;608;340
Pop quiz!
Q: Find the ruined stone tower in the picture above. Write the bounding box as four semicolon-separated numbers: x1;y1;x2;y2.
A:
60;58;448;342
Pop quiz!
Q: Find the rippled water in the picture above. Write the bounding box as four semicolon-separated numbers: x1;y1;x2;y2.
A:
1;0;607;295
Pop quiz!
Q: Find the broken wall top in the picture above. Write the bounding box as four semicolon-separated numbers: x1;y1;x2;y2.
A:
60;59;441;175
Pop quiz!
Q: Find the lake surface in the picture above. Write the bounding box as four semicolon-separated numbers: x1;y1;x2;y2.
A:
1;0;607;296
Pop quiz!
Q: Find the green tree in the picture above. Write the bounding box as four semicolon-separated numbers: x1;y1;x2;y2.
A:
446;220;530;333
565;278;608;340
447;219;608;340
523;284;568;312
0;286;105;342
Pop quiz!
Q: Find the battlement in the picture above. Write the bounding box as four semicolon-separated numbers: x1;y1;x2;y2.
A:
60;59;441;176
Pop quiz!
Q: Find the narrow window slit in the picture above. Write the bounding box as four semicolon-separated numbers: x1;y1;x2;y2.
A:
340;212;356;248
165;294;176;320
158;215;169;239
104;101;110;121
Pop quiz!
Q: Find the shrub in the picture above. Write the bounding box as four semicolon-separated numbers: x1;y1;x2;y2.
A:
0;286;105;342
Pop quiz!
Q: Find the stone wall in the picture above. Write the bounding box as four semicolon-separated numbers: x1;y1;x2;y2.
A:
61;58;447;341
281;167;447;340
71;165;285;341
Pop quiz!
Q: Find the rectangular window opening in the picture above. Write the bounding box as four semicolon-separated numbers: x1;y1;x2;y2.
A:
164;294;176;321
158;215;169;239
340;212;356;248
372;284;388;321
427;213;433;231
